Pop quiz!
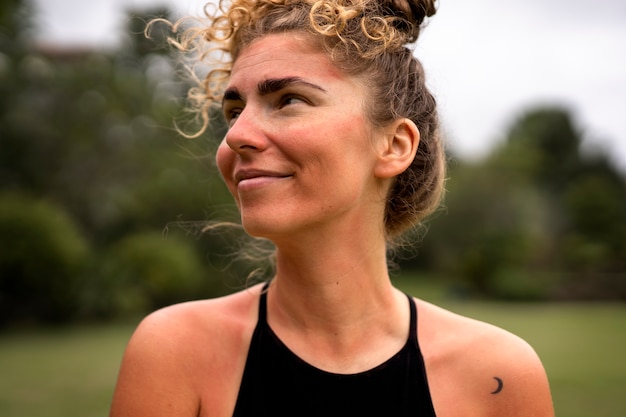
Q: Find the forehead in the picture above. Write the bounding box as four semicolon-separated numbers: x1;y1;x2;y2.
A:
228;33;347;89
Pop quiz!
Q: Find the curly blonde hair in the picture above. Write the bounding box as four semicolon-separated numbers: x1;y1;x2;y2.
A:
165;0;444;242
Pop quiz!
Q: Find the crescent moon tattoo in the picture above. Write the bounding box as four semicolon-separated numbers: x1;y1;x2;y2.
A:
491;377;504;394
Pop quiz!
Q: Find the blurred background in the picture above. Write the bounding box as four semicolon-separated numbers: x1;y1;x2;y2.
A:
0;0;624;416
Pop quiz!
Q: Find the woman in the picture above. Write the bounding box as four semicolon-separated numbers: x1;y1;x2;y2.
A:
110;0;554;416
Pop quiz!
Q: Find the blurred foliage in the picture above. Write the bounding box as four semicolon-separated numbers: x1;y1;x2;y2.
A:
0;192;89;325
81;231;213;319
0;1;624;326
0;1;237;326
408;108;626;300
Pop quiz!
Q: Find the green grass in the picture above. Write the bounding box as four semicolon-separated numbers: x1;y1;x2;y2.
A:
1;290;625;416
0;323;136;417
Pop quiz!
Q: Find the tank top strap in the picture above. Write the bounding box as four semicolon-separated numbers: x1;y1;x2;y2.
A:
405;293;418;345
258;281;270;324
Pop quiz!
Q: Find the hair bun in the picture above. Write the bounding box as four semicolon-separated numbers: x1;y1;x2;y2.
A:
384;0;437;28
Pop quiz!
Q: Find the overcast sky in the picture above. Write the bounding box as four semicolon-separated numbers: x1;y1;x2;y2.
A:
33;0;626;171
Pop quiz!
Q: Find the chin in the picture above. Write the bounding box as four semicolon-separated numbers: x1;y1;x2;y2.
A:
240;215;282;239
239;212;303;242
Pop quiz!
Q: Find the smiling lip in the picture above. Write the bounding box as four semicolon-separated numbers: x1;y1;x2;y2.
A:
235;169;292;186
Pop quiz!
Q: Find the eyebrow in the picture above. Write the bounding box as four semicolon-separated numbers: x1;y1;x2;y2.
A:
258;77;326;96
223;88;242;103
222;76;326;106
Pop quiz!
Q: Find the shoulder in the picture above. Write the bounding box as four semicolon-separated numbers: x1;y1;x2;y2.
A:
133;283;261;344
109;284;264;417
416;299;554;417
128;285;259;362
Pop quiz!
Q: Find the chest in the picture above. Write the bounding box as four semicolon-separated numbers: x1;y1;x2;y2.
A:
230;323;436;417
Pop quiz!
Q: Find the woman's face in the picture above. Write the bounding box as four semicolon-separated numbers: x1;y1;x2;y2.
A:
216;32;389;240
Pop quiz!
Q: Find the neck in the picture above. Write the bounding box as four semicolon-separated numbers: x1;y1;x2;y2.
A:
268;229;396;334
265;235;411;373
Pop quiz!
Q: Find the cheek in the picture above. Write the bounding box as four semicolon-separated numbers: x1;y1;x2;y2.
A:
324;115;375;158
216;142;235;189
289;114;366;150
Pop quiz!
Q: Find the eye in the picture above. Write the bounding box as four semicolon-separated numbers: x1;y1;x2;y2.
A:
278;95;306;108
224;107;242;126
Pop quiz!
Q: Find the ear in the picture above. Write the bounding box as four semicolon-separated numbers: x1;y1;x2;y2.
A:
374;118;420;179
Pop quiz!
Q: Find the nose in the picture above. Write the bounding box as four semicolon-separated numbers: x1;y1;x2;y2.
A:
224;108;268;154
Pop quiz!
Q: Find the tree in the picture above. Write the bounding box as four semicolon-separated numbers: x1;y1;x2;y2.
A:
413;107;626;300
504;107;583;192
421;158;555;299
0;4;237;324
0;193;89;325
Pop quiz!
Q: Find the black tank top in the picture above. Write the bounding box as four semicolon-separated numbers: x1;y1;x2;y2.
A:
232;286;437;417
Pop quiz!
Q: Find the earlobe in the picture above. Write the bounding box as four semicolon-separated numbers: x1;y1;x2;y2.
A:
374;118;420;179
